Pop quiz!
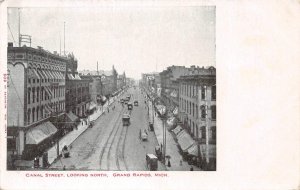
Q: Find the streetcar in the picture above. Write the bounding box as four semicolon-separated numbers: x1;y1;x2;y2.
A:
122;114;130;126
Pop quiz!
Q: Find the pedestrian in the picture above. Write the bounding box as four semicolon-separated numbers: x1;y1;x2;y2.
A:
180;159;183;166
190;166;194;171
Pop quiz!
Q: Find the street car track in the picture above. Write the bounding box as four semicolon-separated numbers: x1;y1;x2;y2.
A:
99;104;125;170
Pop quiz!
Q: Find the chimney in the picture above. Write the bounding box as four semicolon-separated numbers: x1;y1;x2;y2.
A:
53;51;58;55
8;42;13;47
37;46;43;50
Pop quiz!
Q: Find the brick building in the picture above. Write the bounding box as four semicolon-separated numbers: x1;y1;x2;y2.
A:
7;43;67;161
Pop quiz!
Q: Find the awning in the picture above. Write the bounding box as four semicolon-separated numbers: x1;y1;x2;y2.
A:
32;69;40;80
44;70;54;79
74;74;81;80
67;74;75;80
26;121;57;144
172;125;183;135
66;112;78;122
53;71;60;79
177;130;195;151
188;144;216;158
37;69;47;79
59;72;65;79
173;107;178;115
27;68;39;79
44;86;53;97
170;90;178;98
89;102;97;110
44;104;54;114
41;70;50;79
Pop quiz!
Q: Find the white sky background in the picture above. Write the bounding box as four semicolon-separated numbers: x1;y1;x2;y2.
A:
7;6;215;79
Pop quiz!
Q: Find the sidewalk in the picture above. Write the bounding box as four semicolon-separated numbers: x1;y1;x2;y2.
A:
48;92;123;165
149;101;201;171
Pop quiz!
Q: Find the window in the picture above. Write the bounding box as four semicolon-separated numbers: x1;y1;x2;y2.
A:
36;107;39;121
212;86;216;100
192;103;195;117
37;87;39;102
201;105;206;119
40;106;43;119
201;86;205;100
32;108;35;122
189;102;191;114
28;78;31;83
211;126;216;140
211;105;216;120
33;79;35;83
201;126;206;139
32;88;35;103
41;87;44;101
27;109;31;124
27;89;31;104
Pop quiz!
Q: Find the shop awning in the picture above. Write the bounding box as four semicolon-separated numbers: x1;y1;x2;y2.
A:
177;130;195;151
66;112;78;122
173;107;178;115
59;72;65;79
67;74;75;80
172;125;183;135
26;121;57;144
170;90;178;98
188;144;216;158
89;102;97;110
74;74;81;80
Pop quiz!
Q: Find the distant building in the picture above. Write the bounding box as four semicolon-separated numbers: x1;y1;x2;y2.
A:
7;43;67;160
79;66;124;104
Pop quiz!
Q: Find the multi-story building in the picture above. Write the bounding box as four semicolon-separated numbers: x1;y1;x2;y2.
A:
159;66;190;113
178;66;216;170
65;54;90;117
79;66;120;99
7;43;67;160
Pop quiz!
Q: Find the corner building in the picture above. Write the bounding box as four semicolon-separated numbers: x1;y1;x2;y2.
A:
7;43;67;161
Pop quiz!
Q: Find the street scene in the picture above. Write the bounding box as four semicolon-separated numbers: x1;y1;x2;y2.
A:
6;6;216;171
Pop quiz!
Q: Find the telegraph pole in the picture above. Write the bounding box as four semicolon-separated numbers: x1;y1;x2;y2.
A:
18;8;21;47
63;22;65;56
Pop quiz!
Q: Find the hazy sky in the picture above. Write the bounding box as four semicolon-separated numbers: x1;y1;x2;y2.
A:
7;6;215;79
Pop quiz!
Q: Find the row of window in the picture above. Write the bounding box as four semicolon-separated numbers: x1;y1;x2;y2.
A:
179;98;216;120
28;78;64;83
27;102;65;124
27;86;65;104
186;120;216;141
180;84;216;100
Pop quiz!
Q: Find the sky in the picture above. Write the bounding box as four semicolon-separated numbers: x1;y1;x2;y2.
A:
7;6;215;79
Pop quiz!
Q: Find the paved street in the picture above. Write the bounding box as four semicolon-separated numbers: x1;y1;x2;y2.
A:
50;87;165;170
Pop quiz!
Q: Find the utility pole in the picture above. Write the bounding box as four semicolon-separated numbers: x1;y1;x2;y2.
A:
63;22;65;56
18;8;21;47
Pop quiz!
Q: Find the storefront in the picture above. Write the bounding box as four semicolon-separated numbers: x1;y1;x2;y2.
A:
22;121;58;160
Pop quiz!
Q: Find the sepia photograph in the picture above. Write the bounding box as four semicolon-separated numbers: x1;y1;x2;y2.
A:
2;1;299;190
6;6;216;171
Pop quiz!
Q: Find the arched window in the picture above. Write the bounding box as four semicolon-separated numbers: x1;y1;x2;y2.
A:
36;106;39;121
32;87;35;103
27;88;31;104
27;109;31;124
32;108;35;122
40;106;43;119
211;105;216;120
37;87;39;102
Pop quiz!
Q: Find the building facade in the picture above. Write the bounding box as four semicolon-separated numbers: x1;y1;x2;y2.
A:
65;55;90;117
178;66;216;170
7;43;67;160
